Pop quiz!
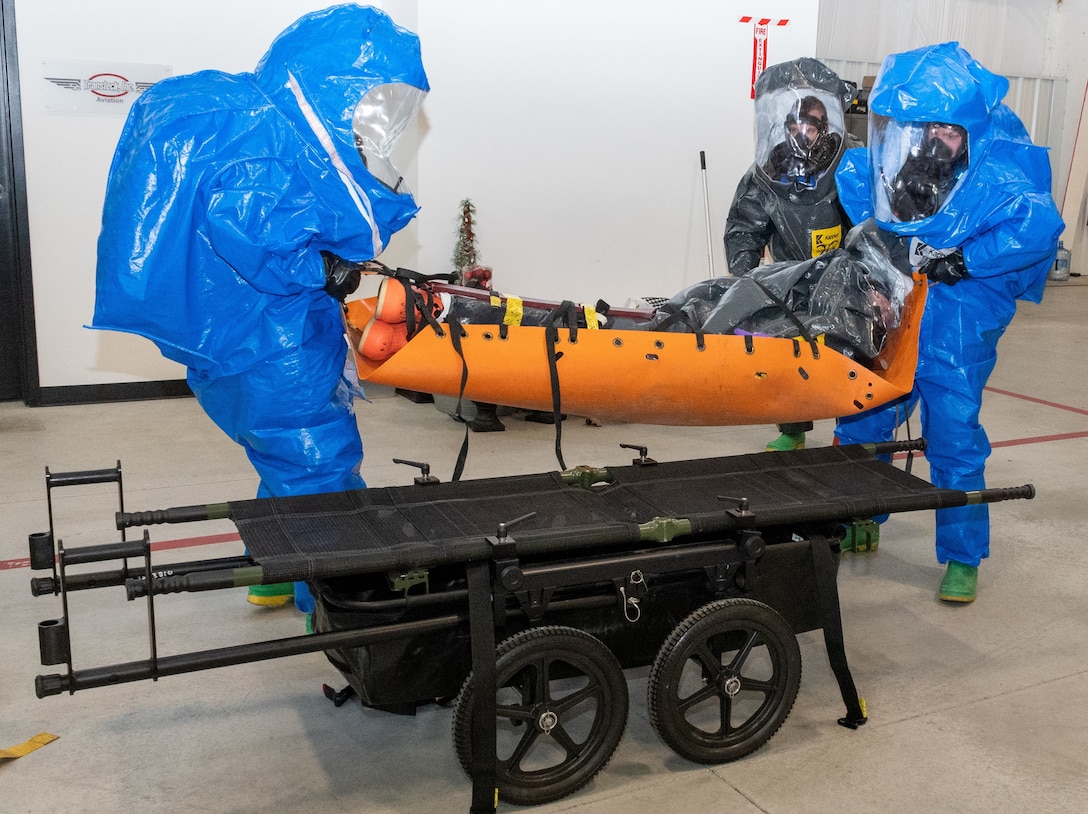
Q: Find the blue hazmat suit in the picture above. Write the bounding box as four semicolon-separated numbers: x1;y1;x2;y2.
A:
833;42;1063;568
93;5;429;610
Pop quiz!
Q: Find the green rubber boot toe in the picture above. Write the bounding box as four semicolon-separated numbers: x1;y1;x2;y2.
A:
766;432;806;452
938;561;978;603
840;519;880;553
247;583;295;607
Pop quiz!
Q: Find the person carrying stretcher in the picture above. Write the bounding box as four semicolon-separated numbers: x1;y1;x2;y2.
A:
725;57;862;452
93;5;430;614
832;42;1063;602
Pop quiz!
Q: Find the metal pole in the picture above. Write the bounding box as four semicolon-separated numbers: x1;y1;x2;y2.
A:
700;151;717;277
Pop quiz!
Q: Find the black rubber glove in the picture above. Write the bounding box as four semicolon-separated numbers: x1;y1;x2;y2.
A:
921;249;969;286
322;251;363;301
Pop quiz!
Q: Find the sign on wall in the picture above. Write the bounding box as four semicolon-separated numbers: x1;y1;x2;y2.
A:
40;59;171;115
739;15;793;98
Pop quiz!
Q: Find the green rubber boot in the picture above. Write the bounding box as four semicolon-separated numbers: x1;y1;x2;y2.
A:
766;431;806;452
938;561;978;603
247;583;294;607
840;519;880;553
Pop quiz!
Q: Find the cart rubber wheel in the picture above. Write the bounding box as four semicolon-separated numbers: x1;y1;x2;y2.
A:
452;625;629;806
647;597;801;764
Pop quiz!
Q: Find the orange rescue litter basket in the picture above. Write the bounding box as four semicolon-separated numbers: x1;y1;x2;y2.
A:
344;274;926;427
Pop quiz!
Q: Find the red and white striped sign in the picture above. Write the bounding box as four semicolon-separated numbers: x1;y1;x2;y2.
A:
739;16;791;98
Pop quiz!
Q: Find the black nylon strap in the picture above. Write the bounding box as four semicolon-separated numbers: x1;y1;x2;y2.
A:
749;277;819;352
541;302;582;471
367;259;456;288
543;325;566;471
466;561;498;813
648;309;706;350
447;323;471;483
394;277;419;338
809;536;867;728
393;266;457;286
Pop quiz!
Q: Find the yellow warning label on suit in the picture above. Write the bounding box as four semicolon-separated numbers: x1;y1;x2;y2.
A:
811;224;843;257
1;732;58;760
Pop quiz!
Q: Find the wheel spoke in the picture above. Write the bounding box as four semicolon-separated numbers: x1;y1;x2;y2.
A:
551;679;601;714
738;676;776;696
674;637;728;715
676;680;718;714
501;725;541;773
549;721;584;761
496;702;535;725
726;630;760;672
718;691;733;736
496;667;537;723
692;640;723;677
533;655;552;703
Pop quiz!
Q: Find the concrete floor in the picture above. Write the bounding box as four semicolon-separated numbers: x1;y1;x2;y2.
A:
2;280;1086;814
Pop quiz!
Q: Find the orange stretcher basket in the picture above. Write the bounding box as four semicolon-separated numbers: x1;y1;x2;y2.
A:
345;275;926;427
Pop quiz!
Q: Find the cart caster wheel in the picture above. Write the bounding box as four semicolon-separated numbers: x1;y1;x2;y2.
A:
647;598;801;764
452;625;628;806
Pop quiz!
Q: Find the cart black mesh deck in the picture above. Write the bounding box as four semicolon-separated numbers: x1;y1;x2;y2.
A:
230;444;981;583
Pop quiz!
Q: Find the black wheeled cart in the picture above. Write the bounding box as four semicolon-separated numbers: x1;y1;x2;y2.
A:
28;441;1034;811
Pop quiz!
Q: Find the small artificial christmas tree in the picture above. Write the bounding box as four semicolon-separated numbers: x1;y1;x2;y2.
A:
450;198;503;431
452;198;492;289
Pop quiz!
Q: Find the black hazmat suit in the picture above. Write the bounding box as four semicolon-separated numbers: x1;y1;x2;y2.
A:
725;57;860;276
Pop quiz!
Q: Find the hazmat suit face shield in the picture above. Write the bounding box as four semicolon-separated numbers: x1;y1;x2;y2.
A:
870;115;970;223
352;82;428;196
755;87;845;191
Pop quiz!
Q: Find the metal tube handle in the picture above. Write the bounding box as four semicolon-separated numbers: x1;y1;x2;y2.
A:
46;463;122;487
967;484;1036;503
117;503;232;529
61;540;147;566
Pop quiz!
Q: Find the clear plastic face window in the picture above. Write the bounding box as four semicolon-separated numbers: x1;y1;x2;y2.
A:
869;115;970;223
754;87;846;189
352;83;427;195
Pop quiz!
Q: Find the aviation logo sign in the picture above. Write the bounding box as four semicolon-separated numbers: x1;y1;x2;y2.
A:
46;74;154;102
739;16;791;99
41;60;171;115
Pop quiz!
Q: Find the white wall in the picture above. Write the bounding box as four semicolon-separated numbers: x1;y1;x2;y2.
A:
15;0;347;387
817;0;1055;76
818;0;1088;276
1044;0;1088;274
410;0;817;307
17;0;819;388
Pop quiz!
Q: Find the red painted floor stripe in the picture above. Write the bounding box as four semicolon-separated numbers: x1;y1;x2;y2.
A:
889;430;1088;460
984;386;1088;417
883;386;1088;458
991;430;1088;447
3;383;1082;574
1;532;241;572
149;532;242;551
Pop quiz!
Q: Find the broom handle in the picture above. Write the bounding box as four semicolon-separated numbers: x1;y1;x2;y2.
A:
700;151;717;277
